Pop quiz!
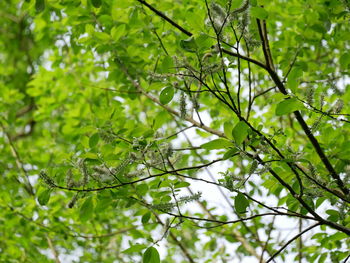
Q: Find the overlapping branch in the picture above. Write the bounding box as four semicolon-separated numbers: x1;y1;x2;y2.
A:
132;0;350;237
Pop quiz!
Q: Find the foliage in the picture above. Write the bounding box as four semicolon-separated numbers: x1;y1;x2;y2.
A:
1;0;350;262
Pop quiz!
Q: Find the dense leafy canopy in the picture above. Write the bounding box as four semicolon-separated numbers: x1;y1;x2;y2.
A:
1;0;350;262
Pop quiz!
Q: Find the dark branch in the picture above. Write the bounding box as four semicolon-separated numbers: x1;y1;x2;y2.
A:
266;223;320;263
136;0;192;37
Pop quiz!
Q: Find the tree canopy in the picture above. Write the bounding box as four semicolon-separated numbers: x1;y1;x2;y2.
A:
1;0;350;262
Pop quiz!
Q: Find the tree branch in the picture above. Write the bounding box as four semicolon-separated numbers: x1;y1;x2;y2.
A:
256;18;349;196
0;123;34;195
46;235;61;263
136;0;192;37
266;223;320;263
116;58;225;138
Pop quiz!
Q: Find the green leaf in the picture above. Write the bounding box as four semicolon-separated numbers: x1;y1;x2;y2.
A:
141;212;151;224
111;24;126;41
136;184;149;195
250;6;268;20
80;152;98;159
234;193;249;214
250;0;257;6
196;33;214;51
35;0;45;13
316;197;326;208
223;122;234;139
160;56;174;73
200;139;233;150
91;0;102;8
275;98;304;116
159;87;174;104
318;253;327;263
85;24;95;35
89;133;99;148
310;24;326;34
174;181;190;188
287;67;303;92
232;121;249;145
95;32;110;41
339;52;350;70
153;111;169;130
79;197;94;222
143;247;160;263
123;244;147;254
186;11;204;31
223;147;238;159
328;232;348;242
180;37;197;53
325;209;340;222
38;189;51;206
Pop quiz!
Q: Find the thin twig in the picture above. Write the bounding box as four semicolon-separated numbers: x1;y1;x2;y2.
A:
115;58;225;137
256;17;349;196
46;235;61;263
136;0;192;37
266;223;320;263
298;218;303;263
0;123;34;195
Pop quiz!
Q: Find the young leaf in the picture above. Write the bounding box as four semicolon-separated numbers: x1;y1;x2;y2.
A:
91;0;102;8
159;87;174;105
141;212;151;224
38;189;52;206
234;193;249;214
79;197;94;222
89;133;100;148
35;0;45;12
200;139;233;150
275;98;304;116
143;247;160;263
123;244;147;254
250;6;268;20
160;56;174;73
223;148;238;159
174;181;190;188
180;37;197;53
287;67;303;92
80;152;98;160
95;32;110;41
232;121;249;145
339;52;350;70
196;33;214;51
326;209;340;222
224;122;234;139
111;24;126;41
85;24;95;35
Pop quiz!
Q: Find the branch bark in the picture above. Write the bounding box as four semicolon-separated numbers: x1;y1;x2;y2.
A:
0;122;34;195
46;235;61;263
266;223;320;263
256;18;349;196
